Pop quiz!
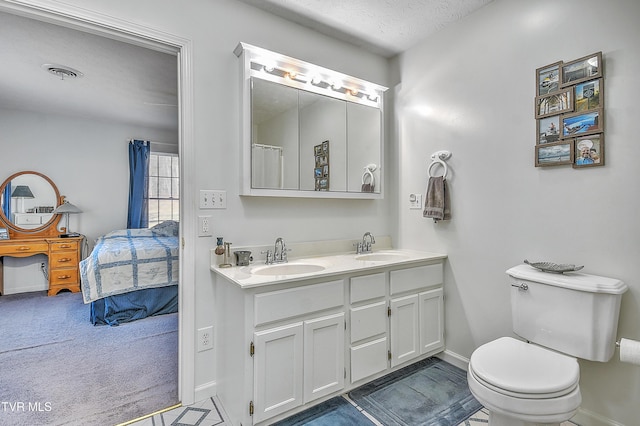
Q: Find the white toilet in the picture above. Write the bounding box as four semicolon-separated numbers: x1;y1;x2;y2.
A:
467;264;627;426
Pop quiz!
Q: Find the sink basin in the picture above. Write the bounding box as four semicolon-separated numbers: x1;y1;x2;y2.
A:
251;263;326;276
355;252;410;262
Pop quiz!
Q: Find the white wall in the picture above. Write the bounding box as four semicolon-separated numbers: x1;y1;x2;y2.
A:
392;0;640;424
17;0;391;400
0;107;174;245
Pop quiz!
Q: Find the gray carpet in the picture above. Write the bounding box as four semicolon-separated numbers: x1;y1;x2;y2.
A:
0;291;178;426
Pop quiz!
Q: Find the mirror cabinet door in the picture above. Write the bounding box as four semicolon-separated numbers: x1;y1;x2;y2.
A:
251;78;299;190
299;91;346;192
347;103;381;193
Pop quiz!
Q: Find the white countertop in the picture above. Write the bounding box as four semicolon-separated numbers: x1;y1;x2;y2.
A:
211;249;447;289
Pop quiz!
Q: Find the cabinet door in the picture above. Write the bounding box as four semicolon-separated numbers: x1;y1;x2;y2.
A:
420;288;444;355
253;323;303;423
303;313;345;403
390;294;420;368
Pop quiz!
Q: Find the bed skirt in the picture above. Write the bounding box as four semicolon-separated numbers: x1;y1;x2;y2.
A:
90;285;178;326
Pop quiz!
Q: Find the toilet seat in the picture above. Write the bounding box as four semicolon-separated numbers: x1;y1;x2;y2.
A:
469;337;580;398
467;337;582;423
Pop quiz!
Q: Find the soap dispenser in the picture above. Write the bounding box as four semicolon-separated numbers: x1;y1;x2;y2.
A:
215;237;225;255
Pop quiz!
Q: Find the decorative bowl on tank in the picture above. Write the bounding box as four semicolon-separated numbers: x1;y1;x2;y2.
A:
524;259;584;274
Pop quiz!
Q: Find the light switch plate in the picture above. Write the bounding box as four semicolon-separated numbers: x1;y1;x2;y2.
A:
409;193;422;209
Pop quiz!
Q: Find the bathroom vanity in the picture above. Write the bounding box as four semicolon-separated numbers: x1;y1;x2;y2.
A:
212;242;446;425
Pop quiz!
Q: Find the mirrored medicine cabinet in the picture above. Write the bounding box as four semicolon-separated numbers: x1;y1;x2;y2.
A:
234;42;388;199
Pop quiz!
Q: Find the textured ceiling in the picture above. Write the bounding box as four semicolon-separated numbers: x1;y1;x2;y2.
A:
0;11;178;134
238;0;494;57
1;1;493;138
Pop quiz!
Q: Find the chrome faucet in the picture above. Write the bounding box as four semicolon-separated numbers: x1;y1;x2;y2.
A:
272;237;290;264
356;232;376;254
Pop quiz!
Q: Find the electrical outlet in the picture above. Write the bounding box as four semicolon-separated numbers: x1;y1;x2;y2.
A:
198;215;213;237
199;190;227;209
198;326;214;352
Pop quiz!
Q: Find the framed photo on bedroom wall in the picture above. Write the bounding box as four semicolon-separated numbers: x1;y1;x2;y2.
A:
535;140;573;167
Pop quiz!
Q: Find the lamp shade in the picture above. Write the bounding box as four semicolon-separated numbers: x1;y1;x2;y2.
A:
11;185;35;198
52;201;82;214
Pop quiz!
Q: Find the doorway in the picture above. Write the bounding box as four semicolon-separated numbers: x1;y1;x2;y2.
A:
0;0;196;409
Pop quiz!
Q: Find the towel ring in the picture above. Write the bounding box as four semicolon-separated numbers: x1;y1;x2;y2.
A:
428;160;447;179
362;167;375;185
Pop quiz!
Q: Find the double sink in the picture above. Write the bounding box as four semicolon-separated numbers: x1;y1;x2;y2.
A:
248;251;411;276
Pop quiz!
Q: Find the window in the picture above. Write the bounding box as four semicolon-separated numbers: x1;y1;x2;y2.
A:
148;153;179;227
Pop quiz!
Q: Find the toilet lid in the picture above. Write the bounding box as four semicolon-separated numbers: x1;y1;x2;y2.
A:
470;337;579;396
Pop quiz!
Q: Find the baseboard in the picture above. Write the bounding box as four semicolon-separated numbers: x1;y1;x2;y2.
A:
435;349;469;371
572;408;624;426
194;380;217;403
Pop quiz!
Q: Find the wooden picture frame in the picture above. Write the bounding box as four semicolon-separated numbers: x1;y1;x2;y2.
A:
573;134;604;168
535;141;574;167
537;115;561;144
561;108;603;138
561;52;602;87
574;78;603;112
536;61;562;95
535;88;573;118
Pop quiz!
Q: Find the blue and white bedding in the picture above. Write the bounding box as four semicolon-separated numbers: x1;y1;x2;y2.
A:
80;226;179;304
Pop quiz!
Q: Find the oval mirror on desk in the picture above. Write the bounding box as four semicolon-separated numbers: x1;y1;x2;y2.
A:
0;171;62;238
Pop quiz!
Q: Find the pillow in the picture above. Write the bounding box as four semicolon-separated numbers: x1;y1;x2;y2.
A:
151;220;179;237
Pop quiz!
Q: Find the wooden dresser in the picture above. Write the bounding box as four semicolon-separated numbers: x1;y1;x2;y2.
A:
0;236;83;296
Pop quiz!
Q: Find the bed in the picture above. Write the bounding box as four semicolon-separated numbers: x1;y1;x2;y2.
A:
80;221;179;325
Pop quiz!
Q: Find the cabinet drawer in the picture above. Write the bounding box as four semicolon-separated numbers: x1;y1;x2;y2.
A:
50;251;79;267
50;269;79;285
350;337;388;383
254;280;344;326
390;264;442;295
350;273;385;304
350;302;387;343
50;241;79;252
0;242;49;255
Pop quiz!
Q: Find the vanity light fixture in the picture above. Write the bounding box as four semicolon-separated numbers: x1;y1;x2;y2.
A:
237;42;385;109
52;200;82;237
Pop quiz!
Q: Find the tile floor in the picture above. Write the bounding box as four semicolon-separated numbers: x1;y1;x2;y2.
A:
122;396;579;426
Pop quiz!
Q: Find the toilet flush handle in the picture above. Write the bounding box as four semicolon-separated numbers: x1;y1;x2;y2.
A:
511;282;529;291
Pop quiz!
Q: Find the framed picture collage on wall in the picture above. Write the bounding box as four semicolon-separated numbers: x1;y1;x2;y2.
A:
534;52;604;168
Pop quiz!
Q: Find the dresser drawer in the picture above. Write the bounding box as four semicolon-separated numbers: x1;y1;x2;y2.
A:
50;240;79;252
49;251;79;268
0;242;49;255
50;269;79;285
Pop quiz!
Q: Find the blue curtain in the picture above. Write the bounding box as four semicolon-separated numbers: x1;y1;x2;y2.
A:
2;182;11;220
127;140;150;229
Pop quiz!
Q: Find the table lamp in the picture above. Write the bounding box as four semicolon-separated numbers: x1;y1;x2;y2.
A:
52;201;82;237
11;185;35;213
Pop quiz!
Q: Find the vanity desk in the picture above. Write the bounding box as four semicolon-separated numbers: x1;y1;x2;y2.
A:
0;236;83;296
0;171;82;296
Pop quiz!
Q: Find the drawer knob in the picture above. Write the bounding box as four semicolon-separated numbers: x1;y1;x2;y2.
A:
57;274;72;280
17;246;31;251
57;258;72;263
59;244;72;249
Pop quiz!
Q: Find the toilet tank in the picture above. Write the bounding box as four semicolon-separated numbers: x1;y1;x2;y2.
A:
507;264;627;362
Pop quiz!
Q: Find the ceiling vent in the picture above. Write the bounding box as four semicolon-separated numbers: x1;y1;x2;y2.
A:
41;64;84;80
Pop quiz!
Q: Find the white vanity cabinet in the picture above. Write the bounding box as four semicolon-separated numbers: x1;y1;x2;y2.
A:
214;256;445;426
389;265;444;367
253;312;345;423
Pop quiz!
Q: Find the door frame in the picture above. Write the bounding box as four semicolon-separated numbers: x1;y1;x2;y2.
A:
0;0;197;405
